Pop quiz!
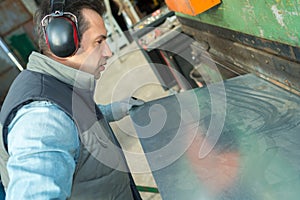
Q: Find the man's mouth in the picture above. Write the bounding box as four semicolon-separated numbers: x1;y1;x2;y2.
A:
99;65;105;71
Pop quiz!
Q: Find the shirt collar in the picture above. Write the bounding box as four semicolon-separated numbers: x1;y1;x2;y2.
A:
27;52;95;91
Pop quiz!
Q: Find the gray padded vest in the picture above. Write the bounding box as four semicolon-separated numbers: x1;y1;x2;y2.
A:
0;70;141;200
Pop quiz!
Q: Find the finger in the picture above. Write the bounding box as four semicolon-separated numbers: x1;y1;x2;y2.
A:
130;97;145;106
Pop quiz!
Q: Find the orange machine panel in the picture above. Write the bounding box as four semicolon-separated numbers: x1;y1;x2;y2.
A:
165;0;221;16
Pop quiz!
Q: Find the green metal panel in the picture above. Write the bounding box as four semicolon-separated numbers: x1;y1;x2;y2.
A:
176;0;300;47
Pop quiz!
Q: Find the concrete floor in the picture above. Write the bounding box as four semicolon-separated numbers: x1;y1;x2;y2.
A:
95;42;171;200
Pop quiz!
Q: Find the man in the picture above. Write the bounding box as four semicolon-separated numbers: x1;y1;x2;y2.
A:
0;0;143;199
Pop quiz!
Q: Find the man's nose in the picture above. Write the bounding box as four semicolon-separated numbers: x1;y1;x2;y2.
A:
102;41;113;58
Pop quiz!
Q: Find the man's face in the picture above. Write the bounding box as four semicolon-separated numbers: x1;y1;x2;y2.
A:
67;8;112;79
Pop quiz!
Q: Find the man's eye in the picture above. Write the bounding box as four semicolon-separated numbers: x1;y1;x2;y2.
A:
97;40;103;44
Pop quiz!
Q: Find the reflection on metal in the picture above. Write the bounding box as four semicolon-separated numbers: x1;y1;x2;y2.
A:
131;74;300;200
0;37;23;71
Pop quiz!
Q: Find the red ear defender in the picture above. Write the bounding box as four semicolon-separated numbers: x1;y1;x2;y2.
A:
41;0;80;57
45;16;79;57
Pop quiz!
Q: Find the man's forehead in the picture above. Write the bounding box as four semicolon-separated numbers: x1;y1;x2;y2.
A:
82;9;107;37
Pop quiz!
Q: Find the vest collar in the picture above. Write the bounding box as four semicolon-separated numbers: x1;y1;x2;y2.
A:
27;52;96;91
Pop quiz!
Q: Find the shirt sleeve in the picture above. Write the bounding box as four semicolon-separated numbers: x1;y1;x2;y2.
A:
98;104;115;122
6;101;80;200
98;103;128;122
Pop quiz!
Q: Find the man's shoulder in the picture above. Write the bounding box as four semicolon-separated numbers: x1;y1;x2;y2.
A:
1;70;73;122
10;100;76;128
19;101;66;112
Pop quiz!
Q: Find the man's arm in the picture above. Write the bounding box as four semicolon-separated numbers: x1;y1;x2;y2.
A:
6;101;80;199
98;97;144;122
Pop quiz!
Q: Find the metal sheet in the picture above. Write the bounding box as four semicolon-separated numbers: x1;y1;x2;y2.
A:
130;74;300;200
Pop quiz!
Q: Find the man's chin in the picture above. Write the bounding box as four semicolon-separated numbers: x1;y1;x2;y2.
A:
94;73;101;80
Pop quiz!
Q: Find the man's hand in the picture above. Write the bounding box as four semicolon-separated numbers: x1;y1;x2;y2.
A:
107;96;145;121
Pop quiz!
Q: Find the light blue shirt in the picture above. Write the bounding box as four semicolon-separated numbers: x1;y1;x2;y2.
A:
7;101;78;199
3;52;128;199
6;101;116;200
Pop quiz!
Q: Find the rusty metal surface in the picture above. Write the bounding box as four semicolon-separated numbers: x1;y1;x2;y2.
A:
0;0;32;35
181;24;300;95
178;17;300;64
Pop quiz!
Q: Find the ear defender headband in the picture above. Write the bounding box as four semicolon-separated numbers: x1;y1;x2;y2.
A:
41;0;80;57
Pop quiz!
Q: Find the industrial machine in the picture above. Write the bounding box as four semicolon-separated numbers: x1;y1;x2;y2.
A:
130;1;300;199
0;0;299;199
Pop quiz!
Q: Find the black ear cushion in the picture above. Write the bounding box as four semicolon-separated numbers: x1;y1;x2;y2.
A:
46;17;79;57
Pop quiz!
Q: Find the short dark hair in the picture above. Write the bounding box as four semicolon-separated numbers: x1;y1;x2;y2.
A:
34;0;106;54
